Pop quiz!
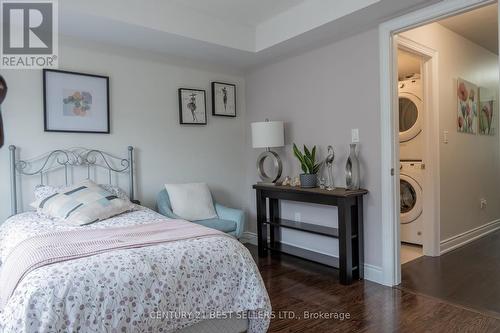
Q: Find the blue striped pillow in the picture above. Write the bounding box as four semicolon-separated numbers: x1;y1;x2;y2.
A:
32;180;134;226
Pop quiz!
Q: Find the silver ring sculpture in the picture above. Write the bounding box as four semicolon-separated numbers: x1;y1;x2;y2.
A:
256;149;282;183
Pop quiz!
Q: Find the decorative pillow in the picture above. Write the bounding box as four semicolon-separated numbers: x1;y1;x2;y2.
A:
34;184;130;201
32;180;134;226
164;183;217;221
97;184;130;201
34;184;61;201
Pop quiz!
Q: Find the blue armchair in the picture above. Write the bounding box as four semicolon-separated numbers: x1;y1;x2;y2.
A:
156;189;245;239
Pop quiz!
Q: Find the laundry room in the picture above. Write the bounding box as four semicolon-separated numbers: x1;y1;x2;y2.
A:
395;2;500;271
397;49;425;264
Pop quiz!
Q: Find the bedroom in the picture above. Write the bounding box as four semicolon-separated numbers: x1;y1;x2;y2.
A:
1;0;500;332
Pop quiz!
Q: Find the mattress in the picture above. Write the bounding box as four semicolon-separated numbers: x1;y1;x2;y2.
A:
0;207;270;333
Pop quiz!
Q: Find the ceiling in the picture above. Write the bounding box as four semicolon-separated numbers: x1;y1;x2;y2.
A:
59;0;443;72
170;0;305;27
439;3;498;54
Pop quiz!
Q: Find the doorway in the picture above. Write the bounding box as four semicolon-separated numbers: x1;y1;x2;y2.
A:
379;0;499;286
396;39;440;264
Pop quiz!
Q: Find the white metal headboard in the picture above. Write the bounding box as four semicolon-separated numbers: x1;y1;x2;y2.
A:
9;145;135;215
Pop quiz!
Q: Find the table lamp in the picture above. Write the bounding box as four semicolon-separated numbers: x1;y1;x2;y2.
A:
251;119;284;184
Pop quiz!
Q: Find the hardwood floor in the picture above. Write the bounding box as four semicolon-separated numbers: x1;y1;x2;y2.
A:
400;229;500;318
246;244;500;332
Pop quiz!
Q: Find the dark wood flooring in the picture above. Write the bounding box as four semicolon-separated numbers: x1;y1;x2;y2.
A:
246;244;500;332
399;229;500;319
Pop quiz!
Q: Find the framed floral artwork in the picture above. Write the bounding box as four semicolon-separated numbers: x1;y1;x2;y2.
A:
478;87;497;136
43;69;110;133
457;78;478;134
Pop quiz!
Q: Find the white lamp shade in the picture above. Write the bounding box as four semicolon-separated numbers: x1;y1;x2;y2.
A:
251;121;284;148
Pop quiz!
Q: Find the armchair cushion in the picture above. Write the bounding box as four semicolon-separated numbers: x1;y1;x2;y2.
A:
164;183;217;221
156;189;245;239
195;218;237;233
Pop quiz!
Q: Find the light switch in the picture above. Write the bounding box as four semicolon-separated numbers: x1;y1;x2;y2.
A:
351;129;360;143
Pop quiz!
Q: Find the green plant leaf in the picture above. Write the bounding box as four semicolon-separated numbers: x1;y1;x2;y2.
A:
311;146;316;165
304;145;311;159
306;157;314;173
313;163;321;174
293;144;304;163
293;143;308;173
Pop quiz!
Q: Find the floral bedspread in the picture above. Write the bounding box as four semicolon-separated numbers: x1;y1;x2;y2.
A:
0;208;271;333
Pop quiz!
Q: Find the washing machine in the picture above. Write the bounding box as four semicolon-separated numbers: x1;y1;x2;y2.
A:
399;75;423;160
400;161;423;245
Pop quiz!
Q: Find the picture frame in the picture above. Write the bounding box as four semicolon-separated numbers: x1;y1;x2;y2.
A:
212;82;236;117
178;88;207;125
456;78;478;135
478;86;497;136
43;69;110;134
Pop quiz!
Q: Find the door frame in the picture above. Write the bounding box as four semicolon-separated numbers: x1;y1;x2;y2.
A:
379;0;496;286
397;35;440;258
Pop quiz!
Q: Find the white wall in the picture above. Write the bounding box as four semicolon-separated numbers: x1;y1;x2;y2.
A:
244;29;383;269
401;23;500;241
0;39;246;221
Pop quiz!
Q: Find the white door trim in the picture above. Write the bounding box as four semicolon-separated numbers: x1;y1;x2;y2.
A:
379;0;495;286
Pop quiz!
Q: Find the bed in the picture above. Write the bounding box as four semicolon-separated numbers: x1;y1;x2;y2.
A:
1;146;271;333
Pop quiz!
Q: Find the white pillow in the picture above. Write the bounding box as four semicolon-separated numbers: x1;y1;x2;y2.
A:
165;183;217;221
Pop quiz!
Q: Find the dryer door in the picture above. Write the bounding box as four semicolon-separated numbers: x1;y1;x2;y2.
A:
399;92;423;142
400;174;422;224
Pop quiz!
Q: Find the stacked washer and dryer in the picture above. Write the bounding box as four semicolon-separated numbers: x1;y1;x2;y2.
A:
399;75;424;245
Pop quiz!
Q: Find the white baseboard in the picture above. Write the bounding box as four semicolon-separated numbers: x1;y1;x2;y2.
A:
240;231;384;285
440;219;500;254
364;264;383;284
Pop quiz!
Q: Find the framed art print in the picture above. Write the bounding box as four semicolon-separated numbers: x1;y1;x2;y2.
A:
178;88;207;125
43;69;110;133
212;82;236;117
478;87;497;136
457;78;478;134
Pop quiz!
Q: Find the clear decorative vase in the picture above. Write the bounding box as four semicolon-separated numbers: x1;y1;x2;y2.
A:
345;143;360;190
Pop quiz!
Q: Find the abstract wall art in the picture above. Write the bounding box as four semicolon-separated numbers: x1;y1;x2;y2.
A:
43;69;110;133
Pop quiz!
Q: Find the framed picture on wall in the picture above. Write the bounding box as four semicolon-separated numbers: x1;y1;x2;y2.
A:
478;87;497;136
43;69;110;133
457;78;478;135
178;88;207;125
212;82;236;117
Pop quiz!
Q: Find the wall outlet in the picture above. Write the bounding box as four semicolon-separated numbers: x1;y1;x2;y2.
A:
480;198;487;209
351;129;360;143
294;212;302;222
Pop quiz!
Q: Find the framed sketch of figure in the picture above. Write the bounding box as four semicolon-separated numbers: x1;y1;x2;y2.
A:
178;88;207;125
212;82;236;117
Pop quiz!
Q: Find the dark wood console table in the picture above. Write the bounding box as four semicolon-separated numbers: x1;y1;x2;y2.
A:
253;184;368;285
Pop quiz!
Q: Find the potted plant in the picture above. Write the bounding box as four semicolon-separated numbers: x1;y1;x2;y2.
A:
293;143;321;188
